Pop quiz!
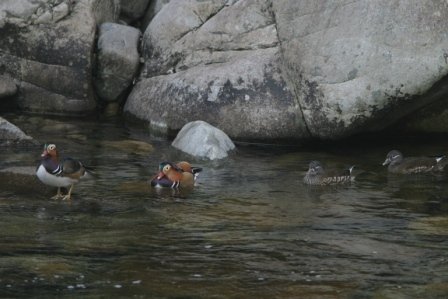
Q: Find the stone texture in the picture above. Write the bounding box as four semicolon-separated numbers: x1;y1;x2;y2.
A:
0;166;52;195
125;0;448;141
140;0;170;31
273;0;448;139
0;117;36;146
0;74;17;98
172;121;235;160
395;96;448;133
120;0;151;24
125;0;307;140
0;0;120;115
94;22;141;102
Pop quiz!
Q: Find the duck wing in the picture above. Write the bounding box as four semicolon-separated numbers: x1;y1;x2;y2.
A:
400;157;440;173
321;167;354;184
61;158;86;178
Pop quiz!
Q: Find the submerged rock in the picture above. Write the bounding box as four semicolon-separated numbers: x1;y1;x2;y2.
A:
171;121;235;160
0;166;52;194
101;139;153;154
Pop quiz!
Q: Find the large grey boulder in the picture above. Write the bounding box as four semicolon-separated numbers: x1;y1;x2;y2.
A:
140;0;170;31
125;0;448;140
0;117;36;146
273;0;448;139
94;22;141;102
125;0;307;140
0;0;120;115
172;121;235;160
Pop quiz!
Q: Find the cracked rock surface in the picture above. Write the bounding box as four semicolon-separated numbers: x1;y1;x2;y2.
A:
126;0;448;140
125;0;306;140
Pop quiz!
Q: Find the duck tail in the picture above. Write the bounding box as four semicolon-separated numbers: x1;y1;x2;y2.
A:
435;155;448;171
348;165;356;174
81;164;95;178
191;167;203;180
435;155;446;164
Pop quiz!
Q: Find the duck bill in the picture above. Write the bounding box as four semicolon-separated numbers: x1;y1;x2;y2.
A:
41;149;49;158
155;171;165;180
382;159;389;166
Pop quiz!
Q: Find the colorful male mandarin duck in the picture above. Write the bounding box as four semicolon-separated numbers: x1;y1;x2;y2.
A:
382;150;447;174
36;144;92;200
150;161;202;188
303;160;355;185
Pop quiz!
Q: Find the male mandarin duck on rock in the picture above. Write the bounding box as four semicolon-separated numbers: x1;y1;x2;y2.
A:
382;150;447;174
150;161;202;188
36;143;92;200
303;160;355;185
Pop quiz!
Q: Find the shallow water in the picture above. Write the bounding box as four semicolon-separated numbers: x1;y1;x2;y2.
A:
1;114;448;298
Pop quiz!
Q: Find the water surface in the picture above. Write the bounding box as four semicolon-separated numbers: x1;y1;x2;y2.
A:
0;114;448;298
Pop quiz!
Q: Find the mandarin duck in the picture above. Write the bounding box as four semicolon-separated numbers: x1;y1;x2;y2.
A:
382;150;446;174
36;143;92;200
150;161;202;188
303;160;355;185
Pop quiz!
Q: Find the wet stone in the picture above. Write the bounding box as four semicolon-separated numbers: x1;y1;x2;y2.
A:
0;166;52;195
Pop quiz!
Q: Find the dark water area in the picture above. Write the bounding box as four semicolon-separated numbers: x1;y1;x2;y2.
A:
0;114;448;298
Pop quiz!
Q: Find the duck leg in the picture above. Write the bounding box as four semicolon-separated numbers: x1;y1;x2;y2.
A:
51;187;63;200
62;185;74;200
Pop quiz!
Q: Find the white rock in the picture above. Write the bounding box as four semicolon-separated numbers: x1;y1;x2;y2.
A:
172;121;235;160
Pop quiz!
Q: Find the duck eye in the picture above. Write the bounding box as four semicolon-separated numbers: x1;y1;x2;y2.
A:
163;165;171;172
48;144;56;151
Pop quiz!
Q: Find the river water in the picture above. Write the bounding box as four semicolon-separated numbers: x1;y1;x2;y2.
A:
0;114;447;298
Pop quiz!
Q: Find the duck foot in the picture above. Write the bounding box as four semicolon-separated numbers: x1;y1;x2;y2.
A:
61;195;72;201
51;188;64;200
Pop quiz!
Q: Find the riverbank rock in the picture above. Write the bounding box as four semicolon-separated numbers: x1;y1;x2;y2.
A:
140;0;170;31
125;0;448;141
394;99;448;133
172;121;235;160
125;0;306;140
0;74;17;98
273;0;448;139
0;74;17;111
0;0;120;115
94;22;141;103
120;0;151;24
0;117;36;146
0;166;52;195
